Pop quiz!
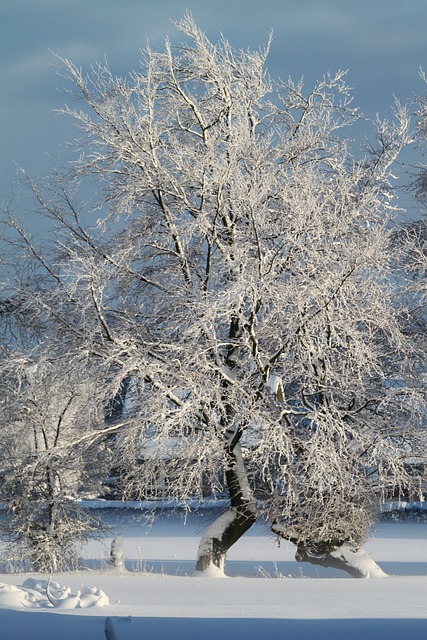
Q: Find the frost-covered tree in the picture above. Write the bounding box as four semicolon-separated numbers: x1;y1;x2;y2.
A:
391;73;427;410
2;14;424;577
408;71;427;298
0;323;109;571
395;75;427;454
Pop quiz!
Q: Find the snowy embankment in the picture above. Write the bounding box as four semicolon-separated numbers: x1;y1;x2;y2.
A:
0;509;426;640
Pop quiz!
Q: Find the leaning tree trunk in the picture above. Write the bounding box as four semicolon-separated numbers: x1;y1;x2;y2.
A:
195;443;257;574
293;540;387;578
271;524;387;578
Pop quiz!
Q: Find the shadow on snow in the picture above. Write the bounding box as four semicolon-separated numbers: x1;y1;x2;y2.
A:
106;616;427;640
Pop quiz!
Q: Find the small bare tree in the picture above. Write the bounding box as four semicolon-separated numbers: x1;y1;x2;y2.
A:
0;337;109;572
2;13;424;577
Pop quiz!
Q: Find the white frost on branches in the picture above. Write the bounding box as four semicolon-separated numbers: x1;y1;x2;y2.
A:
1;12;425;573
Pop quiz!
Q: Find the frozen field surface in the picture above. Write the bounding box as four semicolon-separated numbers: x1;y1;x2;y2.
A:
0;509;426;639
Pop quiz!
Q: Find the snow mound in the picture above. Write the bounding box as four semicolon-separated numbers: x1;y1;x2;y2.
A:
193;564;227;578
330;544;388;579
0;578;109;609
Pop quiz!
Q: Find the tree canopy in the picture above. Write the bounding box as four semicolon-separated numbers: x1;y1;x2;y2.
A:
1;13;425;576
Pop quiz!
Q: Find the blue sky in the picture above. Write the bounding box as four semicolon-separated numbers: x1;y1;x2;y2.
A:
1;0;426;211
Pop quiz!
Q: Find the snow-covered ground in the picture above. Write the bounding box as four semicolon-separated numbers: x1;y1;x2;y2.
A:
0;508;426;639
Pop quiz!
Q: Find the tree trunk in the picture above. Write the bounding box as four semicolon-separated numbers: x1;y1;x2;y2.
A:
293;540;387;578
110;534;125;570
195;444;257;574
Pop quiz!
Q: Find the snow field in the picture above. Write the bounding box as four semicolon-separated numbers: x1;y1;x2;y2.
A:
0;511;426;639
